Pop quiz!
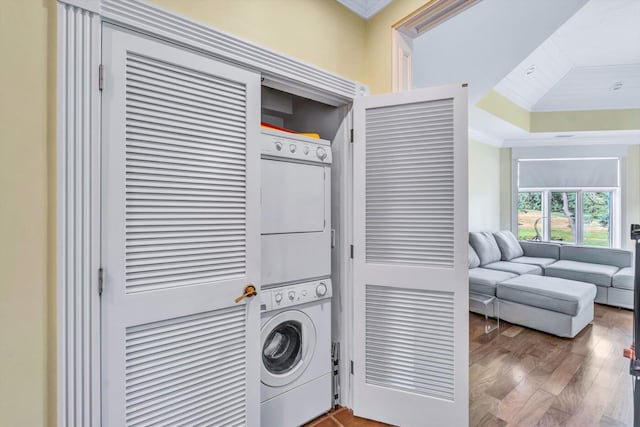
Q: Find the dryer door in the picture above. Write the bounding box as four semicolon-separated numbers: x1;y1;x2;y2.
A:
261;310;317;387
261;160;326;234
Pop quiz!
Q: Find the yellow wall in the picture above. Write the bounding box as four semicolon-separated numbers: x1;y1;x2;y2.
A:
148;0;430;93
0;1;433;425
476;90;530;131
531;109;640;133
364;0;427;94
148;0;367;83
478;89;640;133
0;1;54;426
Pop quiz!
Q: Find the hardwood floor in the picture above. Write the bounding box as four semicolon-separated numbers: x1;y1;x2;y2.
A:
470;304;634;426
304;304;633;427
304;407;390;427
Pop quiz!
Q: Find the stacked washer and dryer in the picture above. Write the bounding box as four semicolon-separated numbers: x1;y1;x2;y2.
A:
259;129;333;426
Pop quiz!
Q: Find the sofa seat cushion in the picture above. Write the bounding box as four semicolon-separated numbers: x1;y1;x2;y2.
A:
545;260;619;287
510;256;557;269
497;274;597;316
483;261;543;276
613;267;634;290
469;268;517;296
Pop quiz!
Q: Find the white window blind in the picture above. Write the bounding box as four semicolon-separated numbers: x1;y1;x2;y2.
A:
518;158;619;189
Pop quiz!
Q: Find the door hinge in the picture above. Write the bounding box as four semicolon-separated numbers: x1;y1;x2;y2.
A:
98;64;104;91
98;268;104;295
350;244;354;259
332;342;340;406
350;129;354;143
350;360;354;375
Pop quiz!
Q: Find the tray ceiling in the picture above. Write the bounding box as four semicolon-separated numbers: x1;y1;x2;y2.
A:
495;0;640;112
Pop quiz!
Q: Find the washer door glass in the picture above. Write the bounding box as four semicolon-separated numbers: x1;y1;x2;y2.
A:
261;310;316;387
262;320;302;374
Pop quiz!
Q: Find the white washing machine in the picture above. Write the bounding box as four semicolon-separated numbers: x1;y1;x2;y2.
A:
260;279;333;427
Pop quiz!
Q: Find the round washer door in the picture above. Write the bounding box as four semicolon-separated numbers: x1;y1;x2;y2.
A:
261;310;317;387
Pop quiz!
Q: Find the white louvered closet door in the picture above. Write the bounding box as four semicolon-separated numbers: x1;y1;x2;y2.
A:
101;27;260;426
352;84;469;427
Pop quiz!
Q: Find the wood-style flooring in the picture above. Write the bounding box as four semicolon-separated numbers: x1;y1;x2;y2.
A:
470;304;634;426
304;406;390;427
305;304;633;427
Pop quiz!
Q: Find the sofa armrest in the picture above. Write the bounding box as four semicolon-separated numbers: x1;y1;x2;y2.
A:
560;245;632;268
519;241;561;260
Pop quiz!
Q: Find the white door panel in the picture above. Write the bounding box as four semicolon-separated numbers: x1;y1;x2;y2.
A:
352;84;468;426
101;26;261;426
261;160;326;234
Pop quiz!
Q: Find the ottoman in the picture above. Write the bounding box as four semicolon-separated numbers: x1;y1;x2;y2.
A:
496;274;597;338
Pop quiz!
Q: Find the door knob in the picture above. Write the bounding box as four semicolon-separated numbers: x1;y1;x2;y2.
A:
235;284;257;303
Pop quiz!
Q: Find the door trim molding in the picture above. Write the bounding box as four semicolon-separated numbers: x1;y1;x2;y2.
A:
57;0;363;423
391;0;481;93
101;0;365;102
56;3;102;426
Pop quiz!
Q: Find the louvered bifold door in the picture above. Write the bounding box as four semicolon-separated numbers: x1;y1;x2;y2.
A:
101;27;260;427
352;84;469;427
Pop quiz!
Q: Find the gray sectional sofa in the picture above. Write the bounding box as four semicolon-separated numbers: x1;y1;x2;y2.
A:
468;230;634;338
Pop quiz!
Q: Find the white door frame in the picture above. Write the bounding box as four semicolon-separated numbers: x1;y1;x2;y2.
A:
391;0;482;93
56;0;364;424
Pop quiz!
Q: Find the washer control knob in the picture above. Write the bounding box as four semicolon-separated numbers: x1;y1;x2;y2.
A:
289;144;296;153
274;141;282;151
303;145;310;155
316;283;328;297
288;290;296;300
274;292;283;303
316;147;327;160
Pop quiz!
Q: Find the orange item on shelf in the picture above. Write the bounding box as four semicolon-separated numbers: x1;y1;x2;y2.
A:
260;122;320;139
260;122;296;133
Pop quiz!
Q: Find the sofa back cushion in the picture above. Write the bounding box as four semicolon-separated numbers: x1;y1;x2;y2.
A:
469;232;502;266
519;241;560;260
493;230;524;261
560;245;632;268
468;244;480;269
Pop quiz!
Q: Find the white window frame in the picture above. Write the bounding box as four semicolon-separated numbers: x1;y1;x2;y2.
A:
516;188;619;248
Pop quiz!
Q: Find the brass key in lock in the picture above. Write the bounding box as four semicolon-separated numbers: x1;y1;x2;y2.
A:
235;284;257;303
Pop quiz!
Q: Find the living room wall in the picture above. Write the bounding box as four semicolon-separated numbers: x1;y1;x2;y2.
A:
468;140;502;231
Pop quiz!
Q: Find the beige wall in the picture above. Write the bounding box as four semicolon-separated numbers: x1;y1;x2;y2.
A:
499;147;513;230
468;140;502;231
0;1;54;426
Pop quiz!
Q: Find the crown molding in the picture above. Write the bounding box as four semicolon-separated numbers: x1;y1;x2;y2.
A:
336;0;392;19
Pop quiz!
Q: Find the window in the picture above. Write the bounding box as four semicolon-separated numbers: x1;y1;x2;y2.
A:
582;192;611;247
549;191;576;244
516;157;620;248
517;192;542;241
517;190;615;247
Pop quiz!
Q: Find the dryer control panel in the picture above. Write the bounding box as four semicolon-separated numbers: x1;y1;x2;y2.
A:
261;129;332;165
261;278;332;312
